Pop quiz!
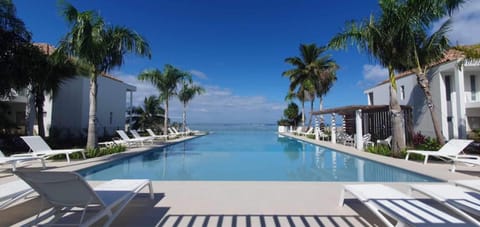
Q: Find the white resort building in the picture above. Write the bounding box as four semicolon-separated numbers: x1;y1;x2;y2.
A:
1;43;136;138
364;49;480;140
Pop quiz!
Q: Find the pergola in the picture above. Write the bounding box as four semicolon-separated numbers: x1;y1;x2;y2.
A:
311;105;413;150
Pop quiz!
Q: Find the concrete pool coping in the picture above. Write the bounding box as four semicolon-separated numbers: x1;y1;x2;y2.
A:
1;133;480;226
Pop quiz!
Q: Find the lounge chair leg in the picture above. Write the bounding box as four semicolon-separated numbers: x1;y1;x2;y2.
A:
450;163;456;172
423;155;428;165
338;188;345;207
148;182;154;199
405;153;410;160
40;159;46;169
66;154;71;163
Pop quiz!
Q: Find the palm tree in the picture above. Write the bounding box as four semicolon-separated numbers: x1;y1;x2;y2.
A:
138;64;191;136
132;95;165;131
397;0;465;145
285;88;308;127
57;2;151;148
29;45;77;138
329;0;411;155
283;44;338;128
178;81;205;132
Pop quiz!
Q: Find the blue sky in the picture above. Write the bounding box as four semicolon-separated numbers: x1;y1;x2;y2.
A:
13;0;480;124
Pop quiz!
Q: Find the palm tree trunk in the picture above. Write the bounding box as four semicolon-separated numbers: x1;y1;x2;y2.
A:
183;102;187;132
301;101;305;127
389;68;406;156
319;96;324;125
307;100;314;129
164;99;169;136
25;87;36;136
35;93;46;138
86;74;98;149
417;72;445;145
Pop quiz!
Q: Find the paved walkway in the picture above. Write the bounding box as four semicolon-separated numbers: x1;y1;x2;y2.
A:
1;133;480;226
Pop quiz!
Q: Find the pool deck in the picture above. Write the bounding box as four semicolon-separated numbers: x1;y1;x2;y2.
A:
1;133;480;226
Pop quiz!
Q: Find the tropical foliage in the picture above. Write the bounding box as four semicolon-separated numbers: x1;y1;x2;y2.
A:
283;44;338;129
138;64;191;135
178;81;205;132
0;0;31;97
131;95;165;131
329;0;413;156
391;0;465;145
56;2;151;148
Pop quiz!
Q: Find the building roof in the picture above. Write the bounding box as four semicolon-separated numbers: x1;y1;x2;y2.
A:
33;42;126;84
373;48;465;87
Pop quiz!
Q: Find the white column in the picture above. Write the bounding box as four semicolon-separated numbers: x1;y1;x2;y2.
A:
438;73;449;139
355;109;363;150
455;65;467;138
331;113;336;144
128;91;133;130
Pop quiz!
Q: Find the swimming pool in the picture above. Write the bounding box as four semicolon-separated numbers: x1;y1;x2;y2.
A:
79;124;438;182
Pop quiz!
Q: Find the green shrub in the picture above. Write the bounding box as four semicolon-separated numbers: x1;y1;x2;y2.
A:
50;145;126;160
365;144;392;156
416;137;441;151
306;134;315;139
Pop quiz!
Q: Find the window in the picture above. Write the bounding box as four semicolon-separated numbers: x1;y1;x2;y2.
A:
471;75;477;101
368;92;374;105
400;85;405;100
109;112;113;125
445;75;451;101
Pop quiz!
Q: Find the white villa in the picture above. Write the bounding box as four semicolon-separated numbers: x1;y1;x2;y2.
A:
364;48;480;140
1;43;136;138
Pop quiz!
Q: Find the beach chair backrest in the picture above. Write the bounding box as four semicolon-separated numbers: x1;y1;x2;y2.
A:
146;129;156;137
21;136;52;152
439;139;473;156
0;150;5;158
116;130;130;141
130;130;141;138
15;171;104;208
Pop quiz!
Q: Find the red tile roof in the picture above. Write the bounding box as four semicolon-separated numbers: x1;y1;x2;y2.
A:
373;49;466;87
33;42;124;83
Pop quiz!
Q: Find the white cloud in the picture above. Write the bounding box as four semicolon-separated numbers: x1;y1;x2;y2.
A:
189;70;208;80
118;74;284;124
362;64;388;82
433;1;480;45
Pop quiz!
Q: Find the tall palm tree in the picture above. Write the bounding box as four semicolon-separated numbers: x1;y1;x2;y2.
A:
28;45;77;138
138;64;191;136
283;43;338;128
398;0;465;145
57;2;151;148
329;0;411;155
178;81;205;132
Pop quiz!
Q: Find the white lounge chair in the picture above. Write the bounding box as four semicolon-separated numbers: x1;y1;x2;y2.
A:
12;136;85;163
298;127;314;136
0;180;35;210
146;129;169;141
453;180;480;192
340;184;475;226
410;183;480;225
130;130;154;144
0;150;46;171
15;171;154;226
405;139;474;164
377;136;392;147
170;127;187;136
116;130;148;146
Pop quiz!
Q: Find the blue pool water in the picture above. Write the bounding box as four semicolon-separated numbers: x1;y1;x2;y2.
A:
79;124;439;182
